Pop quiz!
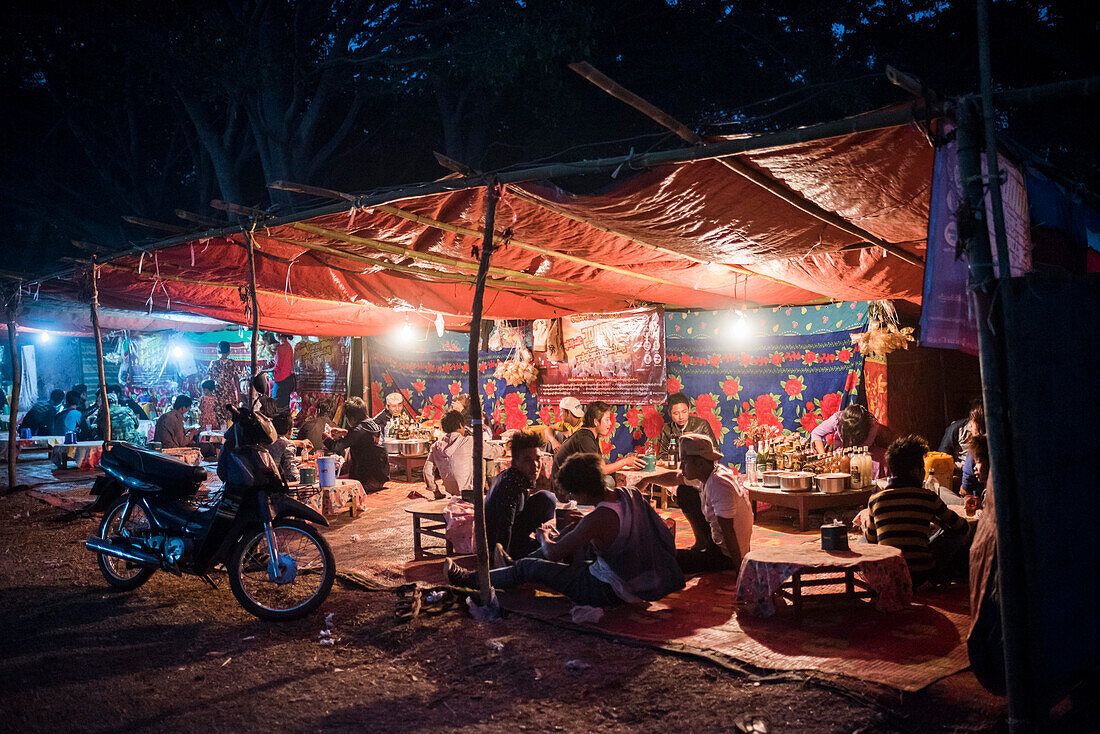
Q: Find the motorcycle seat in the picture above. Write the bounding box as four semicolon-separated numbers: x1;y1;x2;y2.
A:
101;442;208;495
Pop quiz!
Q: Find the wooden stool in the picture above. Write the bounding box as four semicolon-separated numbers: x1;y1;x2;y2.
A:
390;453;427;482
405;501;452;559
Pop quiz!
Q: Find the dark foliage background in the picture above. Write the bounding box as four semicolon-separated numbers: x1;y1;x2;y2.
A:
1;0;1096;277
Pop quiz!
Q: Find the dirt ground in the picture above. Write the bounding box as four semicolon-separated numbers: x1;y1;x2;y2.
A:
0;484;1014;733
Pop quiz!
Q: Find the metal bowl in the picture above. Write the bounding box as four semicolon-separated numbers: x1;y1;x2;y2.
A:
779;471;815;492
815;472;851;494
397;440;430;456
761;470;784;488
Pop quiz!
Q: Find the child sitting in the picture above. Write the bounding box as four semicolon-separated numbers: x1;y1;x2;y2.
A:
268;412;299;483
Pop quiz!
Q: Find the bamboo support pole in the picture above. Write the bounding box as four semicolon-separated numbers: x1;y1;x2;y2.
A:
273;179;824;297
243;232;533;289
369;203;719;292
468;182;499;610
569;61;924;268
288;222;582;291
90;259;111;442
245;232;261;392
5;286;20;490
958;96;1033;732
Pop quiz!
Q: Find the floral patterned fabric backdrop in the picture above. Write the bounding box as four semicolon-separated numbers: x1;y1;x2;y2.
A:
368;328;863;472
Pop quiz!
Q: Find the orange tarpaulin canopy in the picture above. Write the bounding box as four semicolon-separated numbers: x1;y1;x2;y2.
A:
48;117;933;335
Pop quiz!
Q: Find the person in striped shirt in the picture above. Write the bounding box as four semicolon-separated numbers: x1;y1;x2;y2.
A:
864;434;969;587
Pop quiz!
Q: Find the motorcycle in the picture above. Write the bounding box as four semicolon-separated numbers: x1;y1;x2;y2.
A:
85;405;335;620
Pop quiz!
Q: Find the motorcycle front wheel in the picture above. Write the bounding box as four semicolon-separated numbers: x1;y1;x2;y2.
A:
97;498;156;591
227;519;335;621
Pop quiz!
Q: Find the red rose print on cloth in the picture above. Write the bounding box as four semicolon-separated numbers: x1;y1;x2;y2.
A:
820;392;843;419
625;407;643;430
411;379;425;393
844;370;859;392
483;379;498;398
422;393;448;420
448;381;463;396
754;393;778;413
783;375;807;400
737;411;756;433
708;355;721;367
802;350;818;365
720;376;742;399
693;392;728;440
838;348;853;363
666;376;683;393
641;405;664;441
800;412;822;433
538;405;553;425
769;352;783;366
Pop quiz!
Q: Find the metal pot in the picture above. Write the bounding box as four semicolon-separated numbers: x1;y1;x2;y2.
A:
761;470;784;488
815;472;851;494
397;440;430;456
779;471;814;492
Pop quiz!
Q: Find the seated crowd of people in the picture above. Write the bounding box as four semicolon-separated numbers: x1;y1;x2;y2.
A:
19;383;150;446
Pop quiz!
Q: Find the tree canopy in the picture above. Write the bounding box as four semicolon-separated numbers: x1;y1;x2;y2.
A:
1;0;1096;278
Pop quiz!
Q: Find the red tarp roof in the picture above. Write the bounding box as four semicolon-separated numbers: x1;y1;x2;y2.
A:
48;118;934;336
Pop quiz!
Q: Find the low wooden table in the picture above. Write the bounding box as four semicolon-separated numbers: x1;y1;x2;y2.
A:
405;500;452;559
390;453;427;482
615;468;668;508
736;543;912;617
746;484;873;531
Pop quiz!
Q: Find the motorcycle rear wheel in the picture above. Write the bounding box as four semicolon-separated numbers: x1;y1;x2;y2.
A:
227;519;335;621
97;498;157;591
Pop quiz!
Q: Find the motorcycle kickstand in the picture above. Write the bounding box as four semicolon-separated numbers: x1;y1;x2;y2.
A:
201;574;219;589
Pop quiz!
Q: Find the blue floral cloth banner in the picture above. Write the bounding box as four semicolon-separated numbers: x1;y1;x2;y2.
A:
368;330;861;473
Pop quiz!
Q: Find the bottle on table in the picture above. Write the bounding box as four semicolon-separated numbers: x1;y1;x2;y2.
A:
744;443;757;484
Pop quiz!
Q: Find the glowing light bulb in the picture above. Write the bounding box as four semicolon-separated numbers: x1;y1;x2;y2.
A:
37;331;51;343
171;345;187;359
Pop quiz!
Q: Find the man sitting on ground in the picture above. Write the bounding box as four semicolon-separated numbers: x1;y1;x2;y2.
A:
650;433;753;574
154;395;198;449
863;434;969;587
448;452;684;607
484;430;555;558
324;396;389;491
424;410;504;500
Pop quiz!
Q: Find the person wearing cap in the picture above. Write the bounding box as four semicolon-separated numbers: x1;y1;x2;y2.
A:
651;433;753;574
518;396;584;452
372;391;405;438
544;397;584;450
424;410;504;500
325;396;389;491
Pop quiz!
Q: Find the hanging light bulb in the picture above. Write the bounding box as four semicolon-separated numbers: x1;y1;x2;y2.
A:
37;331;52;344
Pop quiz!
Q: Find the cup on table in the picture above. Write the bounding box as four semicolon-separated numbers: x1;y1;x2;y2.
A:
19;428;32;440
64;432;77;445
299;465;317;485
643;454;657;472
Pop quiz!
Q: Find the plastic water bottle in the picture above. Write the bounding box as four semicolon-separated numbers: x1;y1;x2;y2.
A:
744;444;757;484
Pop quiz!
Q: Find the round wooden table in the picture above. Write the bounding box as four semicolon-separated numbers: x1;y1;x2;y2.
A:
735;542;912;617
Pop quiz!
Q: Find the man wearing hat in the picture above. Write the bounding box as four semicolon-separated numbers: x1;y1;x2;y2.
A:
372;392;406;439
651;433;753;574
535;396;584;451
